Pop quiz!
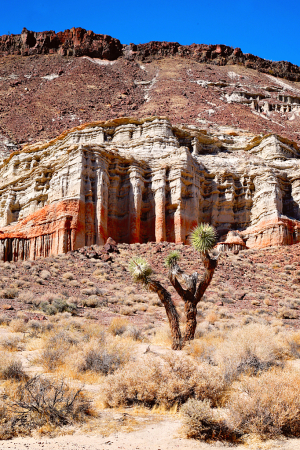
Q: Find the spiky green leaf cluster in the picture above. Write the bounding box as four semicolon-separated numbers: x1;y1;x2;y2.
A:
190;223;217;253
164;251;181;268
128;257;153;286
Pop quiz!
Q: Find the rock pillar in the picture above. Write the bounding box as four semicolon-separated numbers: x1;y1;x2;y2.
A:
95;168;109;245
129;166;143;243
153;169;166;242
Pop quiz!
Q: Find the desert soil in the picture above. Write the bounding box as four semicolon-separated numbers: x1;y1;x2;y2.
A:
1;420;300;450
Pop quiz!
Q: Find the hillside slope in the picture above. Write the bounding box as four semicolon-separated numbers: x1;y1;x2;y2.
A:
1;27;300;154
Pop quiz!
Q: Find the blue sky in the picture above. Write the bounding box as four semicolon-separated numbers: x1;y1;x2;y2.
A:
1;0;299;65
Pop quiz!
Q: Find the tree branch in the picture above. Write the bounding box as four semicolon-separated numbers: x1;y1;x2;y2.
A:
195;251;219;303
168;262;198;299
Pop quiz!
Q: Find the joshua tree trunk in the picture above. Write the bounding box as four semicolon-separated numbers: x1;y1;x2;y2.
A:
183;301;198;342
148;280;182;350
169;250;219;343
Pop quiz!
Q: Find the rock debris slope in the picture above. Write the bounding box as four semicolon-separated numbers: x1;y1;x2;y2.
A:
2;28;300;153
0;117;300;260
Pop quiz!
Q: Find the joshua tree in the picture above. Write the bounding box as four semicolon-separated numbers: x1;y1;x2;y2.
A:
129;223;220;350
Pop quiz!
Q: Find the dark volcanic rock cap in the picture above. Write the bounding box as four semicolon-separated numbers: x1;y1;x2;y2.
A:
1;27;300;81
0;27;123;60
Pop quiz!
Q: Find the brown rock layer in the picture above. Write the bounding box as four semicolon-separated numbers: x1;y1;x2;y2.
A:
1;28;300;81
0;27;122;59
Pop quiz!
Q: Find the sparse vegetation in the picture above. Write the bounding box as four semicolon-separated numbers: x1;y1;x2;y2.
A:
0;376;92;439
0;240;299;442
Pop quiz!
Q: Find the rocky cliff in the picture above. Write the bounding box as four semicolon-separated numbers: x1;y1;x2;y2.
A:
2;28;300;156
0;116;300;261
2;28;300;259
1;28;300;81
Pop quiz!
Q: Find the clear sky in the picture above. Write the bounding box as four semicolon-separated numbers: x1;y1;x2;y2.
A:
1;0;300;65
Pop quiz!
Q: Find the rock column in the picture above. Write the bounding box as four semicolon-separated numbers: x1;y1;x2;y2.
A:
95;166;109;246
129;166;143;243
153;168;166;242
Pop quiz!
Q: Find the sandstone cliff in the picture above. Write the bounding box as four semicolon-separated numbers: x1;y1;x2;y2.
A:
0;117;300;260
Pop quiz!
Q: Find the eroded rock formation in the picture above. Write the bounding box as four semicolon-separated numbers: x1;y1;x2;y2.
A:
0;28;122;59
1;28;300;82
0;117;300;260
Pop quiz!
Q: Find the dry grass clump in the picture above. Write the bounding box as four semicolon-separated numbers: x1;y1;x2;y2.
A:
120;306;134;316
108;317;129;336
0;287;19;299
288;331;300;357
103;353;226;408
0;314;10;326
73;337;132;375
62;272;75;280
38;296;77;316
0;335;24;351
18;290;35;304
181;399;240;442
9;318;28;333
278;308;298;319
227;367;300;438
81;295;103;308
41;331;79;371
0;376;92;439
0;352;27;380
188;324;289;384
40;270;51;280
81;287;101;296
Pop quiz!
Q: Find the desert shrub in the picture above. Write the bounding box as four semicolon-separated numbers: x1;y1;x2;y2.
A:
278;308;298;319
0;335;23;351
75;338;132;375
288;331;300;358
212;324;288;383
135;304;148;312
39;298;77;316
62;272;74;280
41;331;79;371
0;376;92;439
181;399;240;442
40;270;51;280
40;292;58;303
28;320;44;333
123;326;143;341
149;297;162;307
0;315;10;326
9;319;28;333
0;352;27;380
120;306;133;316
0;287;19;299
81;295;102;308
227;368;300;438
108;317;129;336
81;287;101;296
92;269;104;278
103;354;226;408
18;291;35;304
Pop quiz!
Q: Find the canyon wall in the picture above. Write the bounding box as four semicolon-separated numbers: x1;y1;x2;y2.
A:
0;117;300;260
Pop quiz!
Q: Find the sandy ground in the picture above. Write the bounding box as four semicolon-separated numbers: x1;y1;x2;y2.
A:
1;419;300;450
1;331;300;449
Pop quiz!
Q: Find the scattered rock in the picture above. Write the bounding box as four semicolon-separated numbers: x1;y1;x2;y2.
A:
1;304;14;310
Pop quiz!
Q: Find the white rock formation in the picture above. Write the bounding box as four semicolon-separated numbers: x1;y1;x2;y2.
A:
0;116;299;260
